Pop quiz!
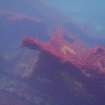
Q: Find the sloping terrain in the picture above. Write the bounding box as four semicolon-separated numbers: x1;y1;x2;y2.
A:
0;0;105;105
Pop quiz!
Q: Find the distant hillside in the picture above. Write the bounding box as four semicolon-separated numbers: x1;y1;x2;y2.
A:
0;0;105;54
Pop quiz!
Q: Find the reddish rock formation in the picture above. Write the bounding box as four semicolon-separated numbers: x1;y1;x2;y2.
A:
22;32;105;104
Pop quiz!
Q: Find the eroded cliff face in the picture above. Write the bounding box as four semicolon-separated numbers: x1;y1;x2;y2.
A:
0;27;105;105
0;0;105;105
1;39;105;105
21;32;105;105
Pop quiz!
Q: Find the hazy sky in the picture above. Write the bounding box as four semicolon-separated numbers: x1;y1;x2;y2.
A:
47;0;105;35
0;0;105;48
48;0;105;19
